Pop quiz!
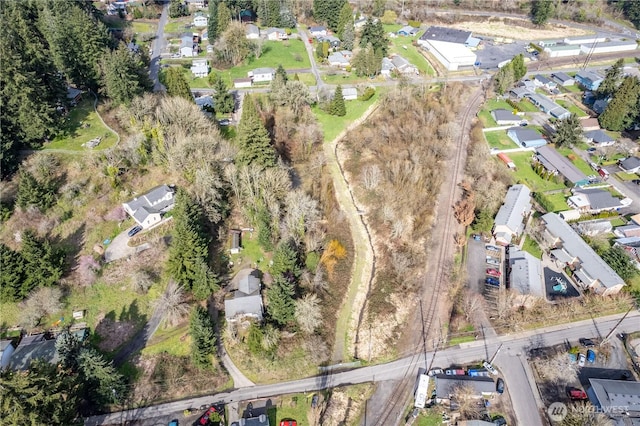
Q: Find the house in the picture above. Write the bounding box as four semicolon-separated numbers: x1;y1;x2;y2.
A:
619;156;640;173
551;72;575;86
180;35;196;57
535;145;588;186
417;26;477;71
234;77;253;88
381;57;395;77
580;40;637;54
265;27;287;41
518;79;538;92
397;25;418;36
592;98;610;114
191;58;209;78
492;184;532;245
318;35;340;48
558;209;581;221
541;212;625;295
615;224;640;238
341;87;357;101
580;117;600;132
328;51;350;67
588;379;640;419
66;86;83;106
435;375;496;402
309;26;327;38
224;269;263;323
497;152;516;169
186;0;207;7
0;340;15;368
575;71;604;91
122;184;176;229
576;219;613;236
534;74;558;91
525;93;570;119
8;334;59;371
491;109;521;126
231;414;270;426
509;87;530;100
584;130;615;146
507;127;547;148
239;9;256;23
248;67;275;83
245;24;260;39
391;55;418;74
543;44;582;58
509;248;545;297
354;17;367;28
193;14;208;28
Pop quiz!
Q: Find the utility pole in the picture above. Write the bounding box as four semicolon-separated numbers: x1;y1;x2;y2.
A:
419;299;428;370
601;306;634;345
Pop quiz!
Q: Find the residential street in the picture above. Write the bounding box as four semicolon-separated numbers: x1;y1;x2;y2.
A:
149;1;169;92
84;311;640;425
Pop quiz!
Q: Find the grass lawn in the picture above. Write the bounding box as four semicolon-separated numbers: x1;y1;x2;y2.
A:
267;394;313;426
609;217;627;227
560;84;582;94
312;90;381;142
514;98;539;113
556;99;587;117
484;130;519;149
0;302;21;328
556;147;593;176
510;152;567;192
321;71;377;85
523;235;543;259
164;17;192;34
229;233;270;272
616;171;638;181
448;335;475;346
388;33;435;76
416;412;443;426
45;98;118;151
294;72;317;86
542;191;570;212
132;21;156;34
477;99;515;128
142;324;191;357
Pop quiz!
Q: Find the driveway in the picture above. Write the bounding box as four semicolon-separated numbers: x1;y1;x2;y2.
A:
104;226;150;263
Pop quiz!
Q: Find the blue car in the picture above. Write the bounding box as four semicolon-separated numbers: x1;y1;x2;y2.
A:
587;349;596;363
128;225;142;237
485;277;499;286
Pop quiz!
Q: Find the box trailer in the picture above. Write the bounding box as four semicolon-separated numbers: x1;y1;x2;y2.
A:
414;374;430;408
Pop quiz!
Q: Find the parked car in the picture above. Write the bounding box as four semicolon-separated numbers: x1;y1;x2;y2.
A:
578;353;586;367
567;388;588;400
128;225;142;237
590;162;599;170
428;368;444;376
483;361;498;375
519;121;528;126
486;268;501;277
587;147;597;153
579;338;595;347
486;257;500;266
496;378;505;394
168;420;179;426
485;277;500;286
587;349;596;363
486;245;500;252
218;119;230;126
472;234;481;241
280;420;297;426
311;394;319;408
492;416;507;426
445;369;466;376
198;406;218;425
632;179;640;185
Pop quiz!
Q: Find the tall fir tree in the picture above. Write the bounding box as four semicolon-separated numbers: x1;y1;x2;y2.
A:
236;95;277;167
0;244;25;302
275;64;288;83
336;2;353;39
360;18;388;56
597;58;624;100
211;74;235;114
341;21;355;51
77;348;127;408
164;67;194;102
257;0;281;27
101;45;152;105
313;0;346;31
531;0;553;25
16;169;58;211
330;85;347;116
599;76;640;131
266;274;296;326
552;114;582;147
217;2;232;35
511;54;526;81
19;230;65;298
189;305;216;369
208;0;219;41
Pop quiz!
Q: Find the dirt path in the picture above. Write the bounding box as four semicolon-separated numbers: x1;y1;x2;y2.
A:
325;102;380;363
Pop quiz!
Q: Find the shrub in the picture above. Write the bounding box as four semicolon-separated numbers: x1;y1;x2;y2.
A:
408;20;421;28
358;87;375;101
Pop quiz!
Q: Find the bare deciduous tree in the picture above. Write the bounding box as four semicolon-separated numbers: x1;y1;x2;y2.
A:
261;324;280;351
362;164;382;190
452;384;483;420
460;290;485;324
294;293;322;334
20;287;63;329
153;281;190;328
76;255;101;285
280;189;321;245
131;270;154;294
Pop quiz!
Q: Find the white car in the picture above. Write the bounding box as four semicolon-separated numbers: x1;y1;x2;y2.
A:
578;353;586;367
486;257;500;266
483;361;498;375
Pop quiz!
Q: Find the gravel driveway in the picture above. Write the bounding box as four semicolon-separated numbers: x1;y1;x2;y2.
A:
104;226;150;263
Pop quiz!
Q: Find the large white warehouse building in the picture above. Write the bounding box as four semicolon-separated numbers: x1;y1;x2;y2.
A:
580;40;637;54
417;26;477;71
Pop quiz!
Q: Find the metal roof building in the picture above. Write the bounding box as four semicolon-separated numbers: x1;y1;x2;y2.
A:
493;184;532;245
535;146;588;185
588;378;640;417
508;248;544;297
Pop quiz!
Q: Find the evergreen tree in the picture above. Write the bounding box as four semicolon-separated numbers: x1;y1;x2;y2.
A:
167;189;211;292
266;274;296;326
552;114;582;147
336;2;353;39
313;0;347;31
19;230;65;298
211;74;235;114
217;2;232;35
330;85;347;116
55;330;83;370
77;348;127;408
341;21;355;51
189;305;216;369
169;0;188;18
236;95;277;167
359;18;388;56
621;1;640;29
208;0;219;41
372;0;385;17
511;54;526;81
353;43;381;78
531;0;553;25
191;259;220;300
0;244;25;302
256;205;274;250
16;169;58;212
101;45;152;105
258;0;281;27
493;64;515;95
163;67;194;102
271;240;301;278
597;58;624;100
599;76;640;131
275;64;288;83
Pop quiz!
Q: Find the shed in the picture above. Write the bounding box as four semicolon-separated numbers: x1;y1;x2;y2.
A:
230;229;241;254
559;209;581;221
497;153;515;169
397;25;418;36
234;78;253;88
580;117;600;131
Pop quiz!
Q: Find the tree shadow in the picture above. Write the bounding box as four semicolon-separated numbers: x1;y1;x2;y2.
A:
58;222;86;272
119;299;141;322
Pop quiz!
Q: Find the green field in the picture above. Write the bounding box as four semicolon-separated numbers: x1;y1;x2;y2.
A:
560;84;582;94
321;71;376;84
388;32;436;76
164;17;192;34
616;171;639;181
522;234;543;259
556;99;587;117
46;98;118;151
142;324;191;357
510;152;567;192
229;233;270;273
484;130;519;149
477;99;517;128
513;98;539;112
132;21;156;34
542;191;570;212
312;90;381;142
556;147;593;175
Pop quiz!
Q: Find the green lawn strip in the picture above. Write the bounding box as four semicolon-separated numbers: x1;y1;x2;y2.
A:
477;99;514;127
522;234;543;259
484;130;518;149
448;335;475;345
514;99;539;112
560;84;582;94
293;72;317;86
616;172;638;181
45;99;118;151
609;217;626;227
477;109;498;127
388;34;435;76
541;191;570;212
229;233;270;273
132;21;156;34
321;72;378;84
142;324;191;357
510;152;567;192
556;147;593;175
312;92;381;142
556;99;587;117
164;17;192;34
267;394;310;425
416;412;443;426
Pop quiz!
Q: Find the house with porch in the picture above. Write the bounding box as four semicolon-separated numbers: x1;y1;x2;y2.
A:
248;67;275;83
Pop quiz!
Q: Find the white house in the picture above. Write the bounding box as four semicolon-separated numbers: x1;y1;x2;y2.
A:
391;55;418;75
491;109;521;126
265;27;287;41
190;58;209;78
193;14;208;28
248;67;275;83
619;156;640;174
492;184;532;245
341;87;357;101
122;185;176;229
245;24;260;39
309;26;327;38
234;77;253;88
180;36;196;57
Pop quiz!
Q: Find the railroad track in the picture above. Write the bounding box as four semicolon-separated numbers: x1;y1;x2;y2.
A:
372;86;485;426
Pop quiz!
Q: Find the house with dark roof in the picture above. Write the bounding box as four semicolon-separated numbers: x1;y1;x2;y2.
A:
231;414;270;426
584;129;615;146
541;213;625;295
593;98;610;114
491;109;521;126
534;74;557;91
492;184;531;245
507;127;547;148
224;269;264;323
620;156;640;173
8;334;59;371
535;145;588;186
525;93;570;119
309;26;327;37
397;25;418;36
575;71;604;91
122;184;176;229
435;375;496;402
66;87;83;106
318;35;340;48
509;87;530;100
551;72;575;86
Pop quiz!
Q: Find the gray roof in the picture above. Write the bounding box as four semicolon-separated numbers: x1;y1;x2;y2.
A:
534;74;555;86
309;26;326;32
381;57;394;72
435;375;495;399
124;185;175;224
265;27;285;35
525;93;569;118
592;40;638;49
589;379;640;413
67;87;82;100
551;72;574;83
0;340;14;352
510;87;530;98
391;55;411;69
509;127;545;143
494;184;531;236
319;35;340;43
576;70;603;83
509;249;544;297
398;25;418;34
234;415;270;426
492;109;520;122
252;67;275;75
620;156;640;171
180;35;193;48
225;269;263;320
9;336;58;371
419;26;471;44
585;129;614;144
237;270;261;295
593;98;609;114
542;213;624;289
246;24;259;35
536;145;587;184
328;52;349;64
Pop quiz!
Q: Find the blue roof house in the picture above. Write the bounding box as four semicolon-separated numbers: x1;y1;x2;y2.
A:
507;127;547;148
575;71;604;91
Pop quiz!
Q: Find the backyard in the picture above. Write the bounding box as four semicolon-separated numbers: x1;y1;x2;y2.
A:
45;98;118;151
484;130;519;149
477;99;515;128
387;31;436;76
510;152;567;192
556;99;587;117
522;234;543;259
556;147;593;175
312;90;381;142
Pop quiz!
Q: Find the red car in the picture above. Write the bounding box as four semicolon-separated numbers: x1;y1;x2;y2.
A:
280;421;297;426
567;388;588;400
486;268;501;277
198;407;217;425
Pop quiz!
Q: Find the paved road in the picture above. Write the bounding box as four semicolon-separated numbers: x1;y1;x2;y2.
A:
150;1;169;92
297;25;323;90
85;311;640;425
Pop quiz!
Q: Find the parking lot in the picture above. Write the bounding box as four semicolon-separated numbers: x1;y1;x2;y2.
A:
474;39;530;70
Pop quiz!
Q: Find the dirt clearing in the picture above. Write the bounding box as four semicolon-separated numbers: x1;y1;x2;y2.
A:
450;18;590;40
